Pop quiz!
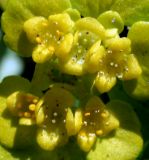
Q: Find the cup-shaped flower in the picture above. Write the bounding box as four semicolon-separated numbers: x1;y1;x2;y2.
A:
60;17;106;76
0;76;37;149
77;96;119;152
7;92;39;125
35;86;76;151
24;13;74;63
85;37;142;93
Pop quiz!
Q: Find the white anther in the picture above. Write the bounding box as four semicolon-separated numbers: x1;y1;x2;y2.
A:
99;71;104;76
94;109;100;114
105;122;110;126
107;50;112;54
124;67;129;72
78;32;82;37
116;73;123;79
53;22;58;25
53;112;58;117
110;62;114;67
90;122;95;126
57;41;61;44
83;38;87;43
84;121;88;126
49;34;53;38
78;49;82;54
112;18;116;23
114;63;118;68
52;119;56;124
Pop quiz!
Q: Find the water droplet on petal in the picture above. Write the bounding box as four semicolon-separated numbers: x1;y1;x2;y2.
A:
107;50;112;54
116;73;123;79
114;64;118;68
51;119;56;124
53;112;58;117
110;62;114;67
112;18;116;23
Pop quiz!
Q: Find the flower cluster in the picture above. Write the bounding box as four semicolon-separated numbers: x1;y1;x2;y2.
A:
5;81;119;152
23;11;142;93
0;1;145;158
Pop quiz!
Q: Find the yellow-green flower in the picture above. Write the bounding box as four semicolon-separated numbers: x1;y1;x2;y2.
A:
7;91;39;125
0;76;37;149
77;96;119;152
24;13;74;63
60;17;106;76
35;85;76;150
85;37;142;93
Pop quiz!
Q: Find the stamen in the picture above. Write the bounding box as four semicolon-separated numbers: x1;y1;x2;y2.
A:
90;122;95;126
24;112;31;118
94;109;100;114
49;34;53;38
84;112;91;116
101;111;109;118
56;30;61;36
83;121;88;126
105;122;110;126
29;104;36;111
36;37;42;43
53;112;58;117
114;64;118;68
33;98;38;104
48;46;55;52
88;133;96;137
112;18;116;23
110;62;114;67
83;38;87;43
96;130;103;136
51;119;56;124
53;22;58;25
107;50;112;54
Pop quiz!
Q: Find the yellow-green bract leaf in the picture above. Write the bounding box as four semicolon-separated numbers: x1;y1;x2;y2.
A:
70;0;116;18
0;144;59;160
64;8;81;21
87;100;143;160
123;21;149;100
97;10;124;33
111;0;149;26
0;76;31;97
1;0;71;57
0;0;8;10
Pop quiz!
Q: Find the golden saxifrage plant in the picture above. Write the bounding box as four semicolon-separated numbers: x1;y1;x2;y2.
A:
0;0;149;160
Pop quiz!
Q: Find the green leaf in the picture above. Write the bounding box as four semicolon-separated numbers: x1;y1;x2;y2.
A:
111;0;149;26
97;10;124;33
87;100;143;160
0;144;59;160
70;0;116;18
1;0;71;57
0;76;31;97
123;21;149;100
0;0;8;10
